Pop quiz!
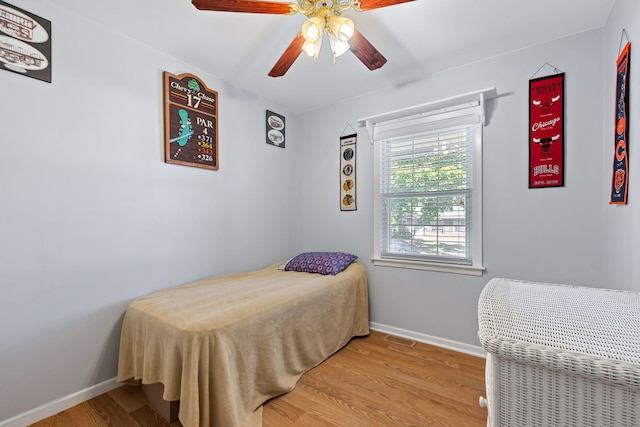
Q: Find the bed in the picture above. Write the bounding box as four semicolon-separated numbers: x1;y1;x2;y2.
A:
116;253;369;427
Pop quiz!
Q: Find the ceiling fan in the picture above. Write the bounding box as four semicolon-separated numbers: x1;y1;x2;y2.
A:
192;0;415;77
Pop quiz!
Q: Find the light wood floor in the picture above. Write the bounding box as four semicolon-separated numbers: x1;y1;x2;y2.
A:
30;331;487;427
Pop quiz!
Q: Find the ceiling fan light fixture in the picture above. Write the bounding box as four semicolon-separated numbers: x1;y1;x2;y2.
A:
328;16;354;42
301;16;324;43
194;0;412;77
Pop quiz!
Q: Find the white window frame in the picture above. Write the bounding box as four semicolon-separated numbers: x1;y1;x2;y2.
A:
358;88;496;276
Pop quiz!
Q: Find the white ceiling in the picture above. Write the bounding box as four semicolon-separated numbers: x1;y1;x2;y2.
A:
51;0;615;113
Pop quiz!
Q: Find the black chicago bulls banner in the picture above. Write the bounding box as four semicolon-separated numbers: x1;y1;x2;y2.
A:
610;42;631;204
529;73;565;188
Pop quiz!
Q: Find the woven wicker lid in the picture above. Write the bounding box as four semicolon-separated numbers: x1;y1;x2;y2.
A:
478;278;640;365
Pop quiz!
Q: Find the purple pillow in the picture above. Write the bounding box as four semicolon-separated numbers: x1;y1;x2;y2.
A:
284;252;358;275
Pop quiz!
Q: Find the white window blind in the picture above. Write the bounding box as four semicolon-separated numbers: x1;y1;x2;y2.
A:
379;122;476;264
359;88;494;275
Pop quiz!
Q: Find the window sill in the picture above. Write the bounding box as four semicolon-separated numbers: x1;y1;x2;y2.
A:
371;257;485;276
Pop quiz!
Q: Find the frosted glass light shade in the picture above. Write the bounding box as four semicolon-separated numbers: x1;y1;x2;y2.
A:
301;17;324;43
328;16;354;42
329;34;350;61
302;37;322;61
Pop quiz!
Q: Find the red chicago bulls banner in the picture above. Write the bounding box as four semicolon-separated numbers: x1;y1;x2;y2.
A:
529;73;565;188
610;42;631;204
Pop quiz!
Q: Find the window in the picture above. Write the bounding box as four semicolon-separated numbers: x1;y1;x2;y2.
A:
359;89;494;275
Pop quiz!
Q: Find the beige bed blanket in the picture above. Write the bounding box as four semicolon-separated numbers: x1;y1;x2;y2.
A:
116;261;369;427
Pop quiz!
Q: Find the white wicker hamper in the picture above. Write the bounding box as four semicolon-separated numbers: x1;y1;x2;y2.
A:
478;278;640;427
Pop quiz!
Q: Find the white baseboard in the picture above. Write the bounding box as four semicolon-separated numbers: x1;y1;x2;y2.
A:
370;322;487;358
0;377;121;427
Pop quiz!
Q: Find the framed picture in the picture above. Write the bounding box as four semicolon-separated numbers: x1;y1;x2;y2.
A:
529;73;565;188
266;110;285;148
0;1;51;82
340;134;357;211
163;71;219;170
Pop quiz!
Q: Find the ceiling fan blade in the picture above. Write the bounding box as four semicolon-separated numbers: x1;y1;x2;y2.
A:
192;0;297;14
348;29;387;71
268;33;305;77
356;0;414;11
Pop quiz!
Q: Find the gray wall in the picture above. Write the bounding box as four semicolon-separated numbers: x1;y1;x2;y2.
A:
0;0;296;422
2;0;639;423
602;0;640;290
294;29;605;346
